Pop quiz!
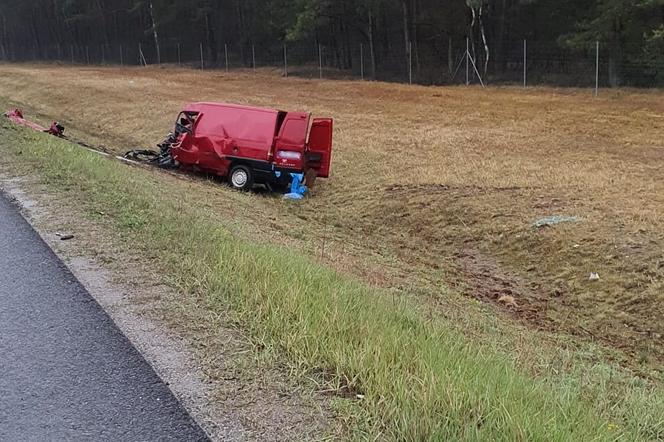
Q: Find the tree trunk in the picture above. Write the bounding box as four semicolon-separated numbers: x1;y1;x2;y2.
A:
412;0;420;73
340;18;352;69
236;0;245;52
205;12;218;64
0;13;6;60
331;22;341;69
95;0;110;46
29;10;42;59
469;7;477;63
608;40;622;87
368;9;377;78
498;0;508;71
479;5;489;76
448;36;453;74
148;1;161;64
402;0;411;76
608;20;622;87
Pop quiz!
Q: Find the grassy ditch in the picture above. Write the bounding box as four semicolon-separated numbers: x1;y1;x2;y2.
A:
2;65;664;374
1;122;662;441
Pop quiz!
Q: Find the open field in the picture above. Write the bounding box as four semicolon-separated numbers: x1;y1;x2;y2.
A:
1;64;663;439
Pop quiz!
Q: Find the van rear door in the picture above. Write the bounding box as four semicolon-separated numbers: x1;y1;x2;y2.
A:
306;118;333;178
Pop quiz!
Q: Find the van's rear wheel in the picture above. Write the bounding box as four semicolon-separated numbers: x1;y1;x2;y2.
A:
229;165;253;191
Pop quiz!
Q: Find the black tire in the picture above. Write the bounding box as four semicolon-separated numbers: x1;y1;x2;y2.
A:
229;165;254;191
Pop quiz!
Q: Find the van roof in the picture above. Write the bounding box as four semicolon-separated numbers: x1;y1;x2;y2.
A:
184;102;284;115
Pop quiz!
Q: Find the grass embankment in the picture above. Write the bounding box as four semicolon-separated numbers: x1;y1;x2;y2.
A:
2;122;662;441
1;66;663;370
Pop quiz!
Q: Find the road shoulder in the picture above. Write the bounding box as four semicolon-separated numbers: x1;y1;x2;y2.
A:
0;173;334;441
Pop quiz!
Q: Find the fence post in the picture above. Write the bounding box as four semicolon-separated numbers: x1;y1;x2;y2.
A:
225;44;229;72
283;44;288;78
523;39;527;88
177;43;181;67
594;41;599;97
408;41;413;85
318;44;323;79
200;42;204;70
252;44;256;74
360;43;364;80
465;37;469;86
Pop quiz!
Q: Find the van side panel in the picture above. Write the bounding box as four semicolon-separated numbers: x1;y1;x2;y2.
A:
192;105;279;162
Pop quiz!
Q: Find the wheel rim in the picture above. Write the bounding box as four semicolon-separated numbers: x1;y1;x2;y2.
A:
232;169;248;187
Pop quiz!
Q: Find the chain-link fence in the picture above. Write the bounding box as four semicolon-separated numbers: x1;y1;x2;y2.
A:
2;38;662;91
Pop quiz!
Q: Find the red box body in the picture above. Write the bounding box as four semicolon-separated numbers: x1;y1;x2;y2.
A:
170;102;333;184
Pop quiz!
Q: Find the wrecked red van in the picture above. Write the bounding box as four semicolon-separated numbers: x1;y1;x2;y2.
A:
159;102;333;191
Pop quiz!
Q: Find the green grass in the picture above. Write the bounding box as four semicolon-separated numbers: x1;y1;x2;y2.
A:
2;122;663;441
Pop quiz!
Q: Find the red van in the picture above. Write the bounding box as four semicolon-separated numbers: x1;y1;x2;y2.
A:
164;102;333;191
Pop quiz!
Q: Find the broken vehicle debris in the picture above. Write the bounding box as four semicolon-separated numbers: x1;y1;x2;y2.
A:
5;109;65;137
5;104;334;196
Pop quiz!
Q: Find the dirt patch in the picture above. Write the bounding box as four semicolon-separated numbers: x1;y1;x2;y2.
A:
456;248;553;327
0;174;336;441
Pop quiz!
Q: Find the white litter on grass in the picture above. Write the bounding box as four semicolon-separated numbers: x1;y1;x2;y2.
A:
533;215;580;228
589;272;600;281
283;192;304;200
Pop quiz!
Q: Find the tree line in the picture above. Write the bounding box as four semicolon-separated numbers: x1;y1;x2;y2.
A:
0;0;662;86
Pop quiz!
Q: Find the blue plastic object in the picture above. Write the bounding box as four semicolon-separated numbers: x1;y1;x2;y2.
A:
283;173;307;200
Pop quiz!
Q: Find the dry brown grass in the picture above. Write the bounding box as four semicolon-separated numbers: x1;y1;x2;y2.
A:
1;64;663;374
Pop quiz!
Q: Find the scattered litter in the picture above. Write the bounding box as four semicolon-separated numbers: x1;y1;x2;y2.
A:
283;193;304;200
533;215;580;228
589;272;600;281
56;233;75;241
356;394;365;400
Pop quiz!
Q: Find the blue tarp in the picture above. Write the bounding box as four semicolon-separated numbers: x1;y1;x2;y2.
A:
283;173;307;200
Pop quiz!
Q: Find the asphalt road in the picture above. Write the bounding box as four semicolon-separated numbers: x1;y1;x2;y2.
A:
0;192;208;441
